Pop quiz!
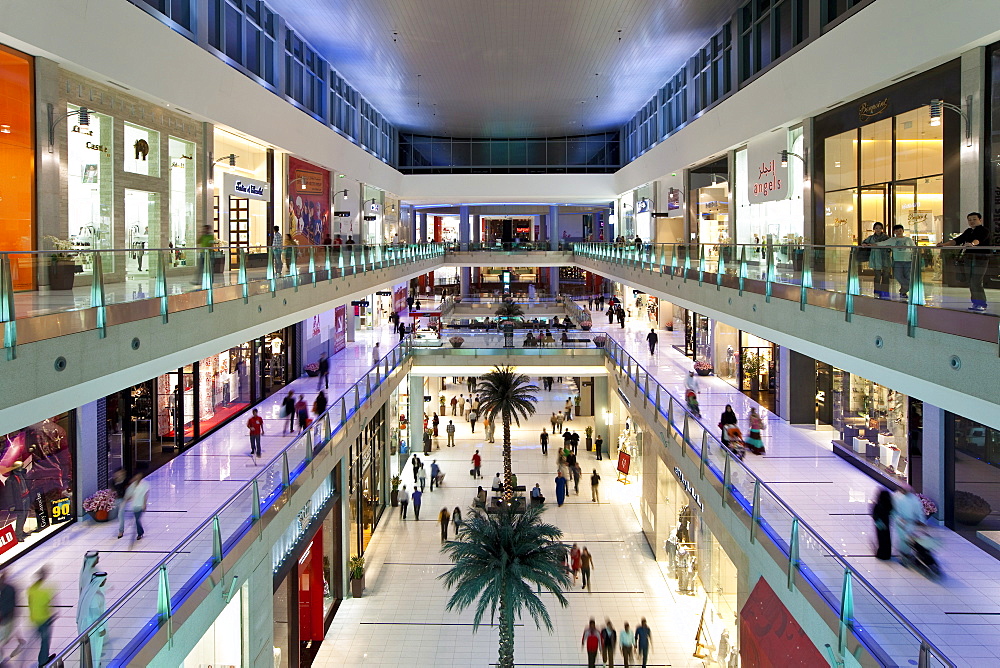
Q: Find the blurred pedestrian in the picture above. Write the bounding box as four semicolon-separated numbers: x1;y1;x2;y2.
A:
580;547;594;592
76;571;108;668
418;463;427;492
27;568;55;667
471;450;482;479
439;507;451;541
570;544;581;584
452;506;462;534
572;463;582;495
317;352;329;389
582;619;601;668
620;622;635;668
112;467;128;540
295;395;309;432
412;488;423;520
555;471;568;506
636;618;652;668
591;469;601;502
873;489;894;560
0;571;25;661
540;428;549;455
399;485;410;519
281;390;296;435
123;472;150;541
313;390;327;417
247;408;264;458
430;461;440;491
601;620;617;668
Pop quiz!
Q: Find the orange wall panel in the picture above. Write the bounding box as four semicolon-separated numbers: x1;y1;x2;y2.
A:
0;45;35;290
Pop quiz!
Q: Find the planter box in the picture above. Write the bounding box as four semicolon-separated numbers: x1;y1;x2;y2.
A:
695;369;712;377
48;261;82;290
350;576;365;598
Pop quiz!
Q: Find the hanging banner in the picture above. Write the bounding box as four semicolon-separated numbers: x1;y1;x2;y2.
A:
288;156;331;246
747;133;789;204
333;305;347;354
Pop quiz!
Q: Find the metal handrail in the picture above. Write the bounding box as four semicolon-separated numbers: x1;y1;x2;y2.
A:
601;335;955;667
46;337;413;666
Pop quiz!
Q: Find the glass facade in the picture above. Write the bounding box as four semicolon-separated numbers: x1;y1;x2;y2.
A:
66;105;114;264
0;413;76;566
182;582;247;667
348;410;386;558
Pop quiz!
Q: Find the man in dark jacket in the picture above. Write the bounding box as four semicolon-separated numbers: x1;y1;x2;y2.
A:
646;329;658;355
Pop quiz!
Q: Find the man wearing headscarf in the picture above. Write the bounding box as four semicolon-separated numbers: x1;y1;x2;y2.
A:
76;571;108;668
79;550;99;594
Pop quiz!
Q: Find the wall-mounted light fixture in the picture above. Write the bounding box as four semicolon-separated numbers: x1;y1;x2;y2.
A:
47;104;90;153
287;177;308;191
214;153;238;167
929;96;973;147
779;149;806;170
335;189;349;200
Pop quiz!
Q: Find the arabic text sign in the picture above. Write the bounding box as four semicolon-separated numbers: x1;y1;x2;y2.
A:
747;133;788;204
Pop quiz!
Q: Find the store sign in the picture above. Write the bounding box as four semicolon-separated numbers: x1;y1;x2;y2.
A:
0;524;17;556
858;97;890;122
667;188;681;211
673;467;704;511
747;133;788;204
333;211;352;217
617;451;631;476
636;198;652;214
292;169;325;195
222;172;271;202
333;305;347;353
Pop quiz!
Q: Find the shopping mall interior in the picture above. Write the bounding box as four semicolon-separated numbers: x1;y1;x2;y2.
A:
2;1;1000;666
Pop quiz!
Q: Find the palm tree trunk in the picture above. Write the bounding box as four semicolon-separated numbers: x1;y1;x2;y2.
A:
498;589;515;668
502;412;513;503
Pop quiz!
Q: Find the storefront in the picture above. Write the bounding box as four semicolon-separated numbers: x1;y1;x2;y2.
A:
0;413;76;566
181;582;247;667
273;471;342;668
814;61;960;250
213;128;271;253
948;415;1000;550
361;185;384;244
655;458;739;665
482;217;534;244
302;304;349;374
737;332;777;410
0;43;35;291
689;156;730;249
56;71;202;283
682;310;711;363
735;128;806;249
818;363;920;486
348;410;387;559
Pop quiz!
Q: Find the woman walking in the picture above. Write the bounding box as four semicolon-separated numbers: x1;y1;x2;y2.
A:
872;489;894;560
745;408;765;455
719;404;737;445
452;506;462;535
555;471;568;507
438;507;451;542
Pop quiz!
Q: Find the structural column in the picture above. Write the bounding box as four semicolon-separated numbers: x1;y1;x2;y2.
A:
777;348;815;424
419;212;428;243
408;375;425;460
593;376;609;457
548;205;560;251
921;404;949;524
472;214;481;245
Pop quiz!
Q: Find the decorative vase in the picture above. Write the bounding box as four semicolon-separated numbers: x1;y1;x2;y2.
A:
390;490;399;507
451;342;463;348
955;508;990;526
350;576;365;598
695;369;712;377
48;260;81;291
89;509;109;522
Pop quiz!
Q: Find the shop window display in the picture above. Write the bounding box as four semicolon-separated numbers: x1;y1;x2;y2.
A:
0;413;75;565
951;416;1000;542
123;122;160;177
182;582;246;667
67;105;114;271
123;189;159;277
168;137;197;253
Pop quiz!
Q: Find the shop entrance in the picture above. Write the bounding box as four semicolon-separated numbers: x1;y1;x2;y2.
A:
124;189;159;278
738;333;777;412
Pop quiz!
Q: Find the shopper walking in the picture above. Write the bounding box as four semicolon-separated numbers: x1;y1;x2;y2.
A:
430;461;440;491
580;547;594;592
399;485;410;519
471;450;482;479
582;619;602;668
646;329;658;355
281;390;296;435
635;618;652;668
411;488;423;520
312;388;327;415
570;544;582;584
444;419;456;447
571;430;580;455
484;417;495;443
469;408;478;433
719;404;738;445
620;622;635;668
28;568;55;667
540;428;549;455
861;222;891;299
601;620;617;668
271;225;284;276
295;395;309;433
372;341;380;367
554;471;568;507
432;413;440;437
245;408;264;458
0;571;25;662
316;352;330;389
572;462;582;495
112;467;129;541
591;469;601;502
595;434;604;461
464;396;472;419
452;506;462;535
938;212;992;311
745;408;765;455
550;412;559;433
873;489;894;561
123;472;150;540
438;507;451;541
564;397;574;421
450;395;459;416
417;463;427;492
411;455;421;483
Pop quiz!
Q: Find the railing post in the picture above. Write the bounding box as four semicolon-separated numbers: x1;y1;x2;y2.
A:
799;245;813;311
212;515;223;565
655;385;661;415
266;244;277;295
659;246;667;275
838;568;854;656
750;479;761;543
643;376;649;407
281;451;290;489
353;385;360;410
91;251;107;338
716;250;725;290
0;254;16;360
341;397;347;425
787;518;799;591
682;246;691;283
154;249;169;323
699;430;708;479
764;245;775;303
697;248;706;285
238;248;249;303
681;413;690;458
308;246;317;286
722;450;731;505
325;246;333;282
845;247;860;322
908;252;925;337
288;247;299;291
304;428;314;463
157;564;172;632
365;374;372;398
666;397;674;438
251;479;261;522
201;249;214;312
738;245;748;295
918;642;932;668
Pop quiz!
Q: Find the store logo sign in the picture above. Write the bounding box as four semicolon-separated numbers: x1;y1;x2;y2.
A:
858;98;890;122
85;141;109;155
0;524;17;556
222;172;271;202
747;133;789;204
673;467;704;511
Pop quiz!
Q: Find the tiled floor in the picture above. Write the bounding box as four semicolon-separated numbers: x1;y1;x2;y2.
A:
315;387;713;668
1;323;399;667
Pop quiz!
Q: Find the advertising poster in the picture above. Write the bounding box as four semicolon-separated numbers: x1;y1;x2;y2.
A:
739;577;824;666
287;156;330;246
333;305;347;354
393;283;408;315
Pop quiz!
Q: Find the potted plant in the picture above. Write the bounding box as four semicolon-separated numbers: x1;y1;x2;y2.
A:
694;360;714;377
303;362;319;377
592;334;607;348
574;395;581;417
390;475;402;507
742;351;763;390
585;425;593;451
918;493;938;520
453;296;463;303
954;491;992;525
43;236;83;291
579;319;593;331
82;488;117;522
449;336;465;348
349;555;365;597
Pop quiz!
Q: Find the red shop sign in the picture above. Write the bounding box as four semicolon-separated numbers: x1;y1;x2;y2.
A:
617;451;631;476
0;523;19;556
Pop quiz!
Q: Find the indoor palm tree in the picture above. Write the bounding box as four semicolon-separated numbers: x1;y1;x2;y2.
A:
439;505;570;668
494;302;525;319
477;366;538;502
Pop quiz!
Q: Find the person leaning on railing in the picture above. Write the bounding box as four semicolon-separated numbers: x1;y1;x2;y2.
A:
938;212;991;312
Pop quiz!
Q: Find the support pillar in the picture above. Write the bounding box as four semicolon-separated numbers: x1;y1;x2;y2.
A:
408;375;425;460
460;267;471;297
921;404;948;524
472;214;481;245
778;347;815;424
459;205;470;250
593;376;609;457
419;212;428;243
76;400;101;513
548;205;560;251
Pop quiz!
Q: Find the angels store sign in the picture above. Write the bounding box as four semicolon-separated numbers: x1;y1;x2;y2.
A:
746;132;789;204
